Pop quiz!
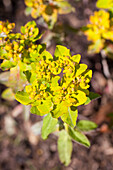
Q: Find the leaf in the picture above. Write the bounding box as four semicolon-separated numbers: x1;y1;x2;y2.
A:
41;50;53;60
58;130;72;166
88;39;104;54
25;7;32;16
51;76;60;90
41;113;58;140
1;60;16;70
77;120;98;131
52;101;69;118
4;66;27;92
61;107;78;127
84;70;92;83
75;64;87;77
68;126;90;147
32;33;43;42
30;106;41;115
23;70;31;82
57;1;75;14
72;90;87;107
15;91;33;105
96;0;113;9
71;54;81;63
0;67;27;92
1;88;15;101
21;26;26;34
36;97;53;115
54;45;71;59
85;92;101;105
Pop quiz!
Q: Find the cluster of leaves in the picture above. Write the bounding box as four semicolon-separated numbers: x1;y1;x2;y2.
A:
0;20;42;69
0;21;98;166
16;45;93;126
84;0;113;57
0;20;42;98
24;0;74;29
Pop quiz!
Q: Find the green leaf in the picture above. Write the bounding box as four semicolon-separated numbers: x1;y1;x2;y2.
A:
0;67;27;92
58;130;72;166
23;70;31;82
2;67;27;92
96;0;113;9
29;72;37;83
30;106;41;115
19;61;31;71
71;54;81;63
75;64;87;77
52;101;69;118
61;107;78;127
37;44;46;54
72;90;87;106
36;97;53;115
1;60;16;70
77;120;98;131
57;1;75;13
32;32;43;42
31;97;53;116
1;88;15;101
41;113;58;140
51;76;60;90
54;45;71;59
15;91;33;105
21;26;26;34
68;126;90;147
84;70;92;83
85;92;101;105
25;7;32;16
41;50;53;60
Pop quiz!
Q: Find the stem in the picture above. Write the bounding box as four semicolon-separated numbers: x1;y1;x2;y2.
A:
101;50;111;79
23;105;31;122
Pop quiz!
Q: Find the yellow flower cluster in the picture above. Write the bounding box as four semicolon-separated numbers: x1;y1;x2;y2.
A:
0;21;15;35
0;21;41;65
0;21;92;121
25;46;92;115
84;10;113;53
25;0;74;28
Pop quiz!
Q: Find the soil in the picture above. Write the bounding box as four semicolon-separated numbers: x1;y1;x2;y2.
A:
1;0;113;170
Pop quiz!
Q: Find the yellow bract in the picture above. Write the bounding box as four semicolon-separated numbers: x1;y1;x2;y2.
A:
0;21;15;35
0;21;92;121
84;10;113;53
24;0;74;29
25;46;92;114
0;21;41;65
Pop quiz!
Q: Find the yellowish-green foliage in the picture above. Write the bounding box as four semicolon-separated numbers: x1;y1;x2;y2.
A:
84;10;113;53
0;21;15;35
96;0;113;9
21;45;92;123
0;20;92;127
0;21;42;69
24;0;74;29
0;20;98;166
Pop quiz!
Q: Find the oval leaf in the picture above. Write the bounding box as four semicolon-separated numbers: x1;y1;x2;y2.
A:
77;120;98;131
58;130;72;166
1;88;15;101
85;92;101;105
41;113;58;140
15;91;33;105
68;126;90;147
61;107;78;127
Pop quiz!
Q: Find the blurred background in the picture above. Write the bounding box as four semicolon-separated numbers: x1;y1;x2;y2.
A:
1;0;113;169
